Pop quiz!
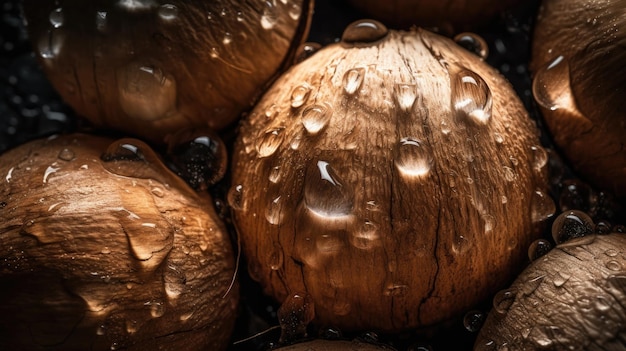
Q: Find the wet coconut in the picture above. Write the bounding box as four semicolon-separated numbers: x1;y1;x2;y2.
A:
531;0;626;198
230;20;551;332
21;0;313;143
0;134;238;350
475;227;626;350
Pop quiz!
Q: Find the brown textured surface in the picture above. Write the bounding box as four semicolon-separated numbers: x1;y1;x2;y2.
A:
230;28;548;331
531;0;626;198
21;0;313;143
475;234;626;350
0;134;238;350
274;339;396;350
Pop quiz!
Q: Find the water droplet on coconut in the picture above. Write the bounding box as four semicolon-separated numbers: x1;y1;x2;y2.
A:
522;275;545;296
290;84;311;108
163;264;186;299
606;260;622;271
530;145;548;172
531;189;556;223
302;103;332;135
493;289;516;314
532;55;569;111
341;19;388;45
165;128;227;189
553;271;571;287
57;148;75;161
288;3;301;20
528;239;552;261
304;160;353;218
255;127;285;158
295;42;322;63
265;195;285;225
451;68;492;125
222;32;232;45
394;83;417;111
463;310;486;332
227;184;246;211
49;8;64;28
454;32;488;59
147;301;165;318
260;0;278;29
267;242;284;270
117;62;177;121
607;273;626;292
343;67;365;95
394;137;432;178
551;210;594;244
350;220;381;250
158;4;178;21
278;293;315;343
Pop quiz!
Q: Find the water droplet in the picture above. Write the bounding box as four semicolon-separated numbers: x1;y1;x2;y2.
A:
278;293;315;343
341;19;388;45
394;137;432;178
502;166;515;182
441;121;451;135
43;165;60;183
384;282;408;297
528;239;552;261
558;179;594;212
532;55;569;111
452;235;470;254
463;310;486;332
295;42;322;63
595;220;612;234
394;83;417;111
125;320;138;334
304;160;353;218
607;273;626;292
57;148;75;161
255;127;285;158
265;196;285;225
302;103;332;135
158;4;178;21
147;301;165;318
530;189;556;223
454;32;488;59
260;0;278;29
451;68;492;125
267;242;284;270
494;132;505;144
553;271;571;287
227;184;246;211
350;220;381;250
269;166;281;183
551;210;594;244
290;84;311;108
49;8;64;28
493;289;516;314
117;62;177;121
530;145;548;172
96;325;106;336
342;67;365;95
606;260;622;271
288;3;301;20
222;32;232;45
163;264;186;299
96;11;108;32
165;128;228;190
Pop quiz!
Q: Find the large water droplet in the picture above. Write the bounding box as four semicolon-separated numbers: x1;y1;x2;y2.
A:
341;19;388;45
260;0;278;29
57;148;75;161
303;160;353;218
165;128;227;190
302;103;332;135
530;189;556;223
117;62;177;121
343;67;365;95
146;301;165;318
255;127;285;158
394;137;432;178
532;55;569;111
394;83;417;112
49;8;64;28
551;210;594;244
454;32;488;60
278;293;315;343
451;68;492;125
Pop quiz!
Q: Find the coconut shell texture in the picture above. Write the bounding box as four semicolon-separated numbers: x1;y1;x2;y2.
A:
0;134;238;350
21;0;312;142
475;234;626;350
230;24;550;331
531;0;626;198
